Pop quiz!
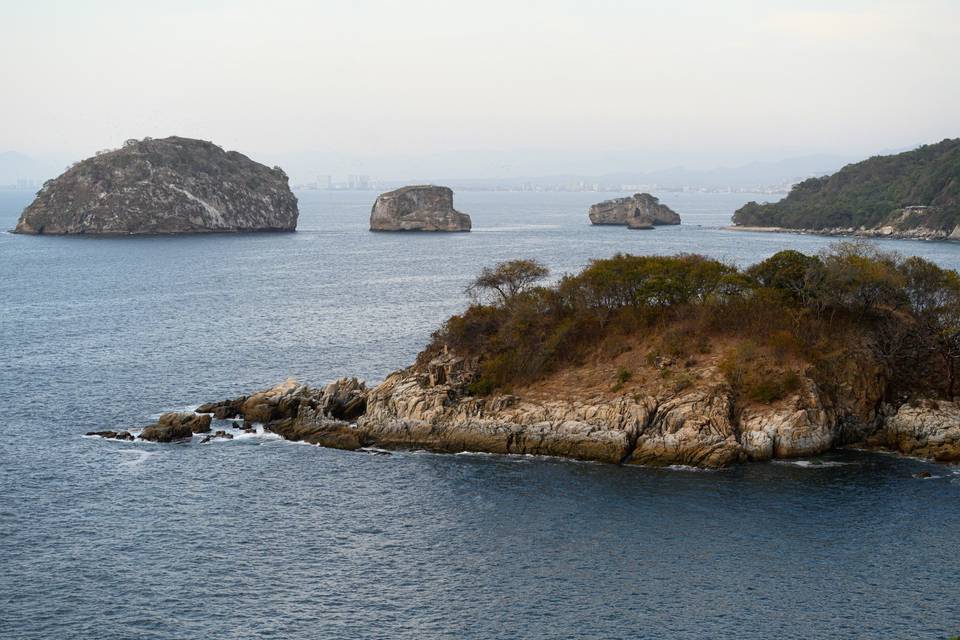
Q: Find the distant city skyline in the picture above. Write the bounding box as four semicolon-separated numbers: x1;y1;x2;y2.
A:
1;0;957;170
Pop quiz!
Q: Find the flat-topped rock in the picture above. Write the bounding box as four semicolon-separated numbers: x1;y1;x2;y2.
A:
369;185;471;232
589;193;680;227
13;136;298;235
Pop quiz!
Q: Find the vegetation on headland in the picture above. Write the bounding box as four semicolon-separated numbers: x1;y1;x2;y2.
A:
732;138;960;231
421;244;960;404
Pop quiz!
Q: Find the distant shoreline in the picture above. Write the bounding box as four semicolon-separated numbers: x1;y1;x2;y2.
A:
725;224;960;243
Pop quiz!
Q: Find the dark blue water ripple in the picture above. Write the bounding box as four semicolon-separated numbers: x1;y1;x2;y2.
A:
1;190;958;639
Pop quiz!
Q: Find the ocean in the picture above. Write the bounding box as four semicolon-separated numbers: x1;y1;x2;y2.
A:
1;189;958;639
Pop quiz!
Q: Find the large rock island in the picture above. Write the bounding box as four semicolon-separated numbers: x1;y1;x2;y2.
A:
369;185;471;232
101;249;960;469
732;138;960;240
13;136;298;235
589;193;681;227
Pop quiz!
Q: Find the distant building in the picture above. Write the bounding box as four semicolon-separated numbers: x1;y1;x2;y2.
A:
347;175;370;190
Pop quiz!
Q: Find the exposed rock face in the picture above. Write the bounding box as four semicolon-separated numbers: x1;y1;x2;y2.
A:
626;216;654;230
369;185;471;232
108;357;955;467
139;412;212;442
589;193;681;227
13;136;298;235
868;400;960;462
357;357;887;468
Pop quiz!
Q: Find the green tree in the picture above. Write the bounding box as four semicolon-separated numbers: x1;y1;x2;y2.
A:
466;259;549;305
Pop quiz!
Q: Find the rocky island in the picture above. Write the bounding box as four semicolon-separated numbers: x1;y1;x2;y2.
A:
588;193;681;228
732;138;960;240
369;185;471;232
13;136;298;235
96;246;960;468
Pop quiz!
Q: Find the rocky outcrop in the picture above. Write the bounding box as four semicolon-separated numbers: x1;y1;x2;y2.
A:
589;193;681;227
865;400;960;462
13;136;298;235
369;186;471;232
139;412;212;442
195;378;370;450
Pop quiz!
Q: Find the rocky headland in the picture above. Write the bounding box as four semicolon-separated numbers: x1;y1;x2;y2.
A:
95;248;960;469
588;193;681;227
369;185;471;232
732;138;960;240
13;136;298;235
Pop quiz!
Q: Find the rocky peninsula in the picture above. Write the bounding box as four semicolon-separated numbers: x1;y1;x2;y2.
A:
369;185;471;232
732;138;960;240
94;248;960;469
13;136;298;235
589;193;681;228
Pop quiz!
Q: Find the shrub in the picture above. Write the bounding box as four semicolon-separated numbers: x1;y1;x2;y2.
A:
612;366;632;392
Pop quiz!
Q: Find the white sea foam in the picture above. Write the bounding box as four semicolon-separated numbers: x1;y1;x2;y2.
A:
117;449;156;467
772;459;852;468
664;464;719;473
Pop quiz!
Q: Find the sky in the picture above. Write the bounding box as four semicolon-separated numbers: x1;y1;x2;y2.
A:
1;0;958;178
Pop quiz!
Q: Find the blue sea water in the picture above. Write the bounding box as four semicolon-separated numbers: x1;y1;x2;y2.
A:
1;189;958;639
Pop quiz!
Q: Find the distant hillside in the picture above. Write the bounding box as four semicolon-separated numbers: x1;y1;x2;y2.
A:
732;139;960;236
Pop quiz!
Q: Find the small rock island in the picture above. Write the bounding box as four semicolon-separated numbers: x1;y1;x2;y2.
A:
370;185;471;232
13;136;299;235
589;193;681;228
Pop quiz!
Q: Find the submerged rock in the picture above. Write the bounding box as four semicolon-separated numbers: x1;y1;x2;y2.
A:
369;185;471;232
13;136;298;235
200;430;234;444
588;193;681;227
86;430;134;441
139;412;212;443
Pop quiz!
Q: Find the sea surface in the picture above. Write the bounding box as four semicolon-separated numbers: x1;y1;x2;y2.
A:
1;189;958;639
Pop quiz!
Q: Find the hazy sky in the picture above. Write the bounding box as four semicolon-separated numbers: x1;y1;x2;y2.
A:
1;0;958;174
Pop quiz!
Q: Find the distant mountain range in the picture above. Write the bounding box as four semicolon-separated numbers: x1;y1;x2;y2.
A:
0;151;63;187
429;155;855;192
1;147;856;193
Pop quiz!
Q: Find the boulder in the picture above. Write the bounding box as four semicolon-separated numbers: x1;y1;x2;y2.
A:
13;136;298;235
238;379;316;423
369;185;471;232
139;412;212;443
588;193;681;227
196;397;247;420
